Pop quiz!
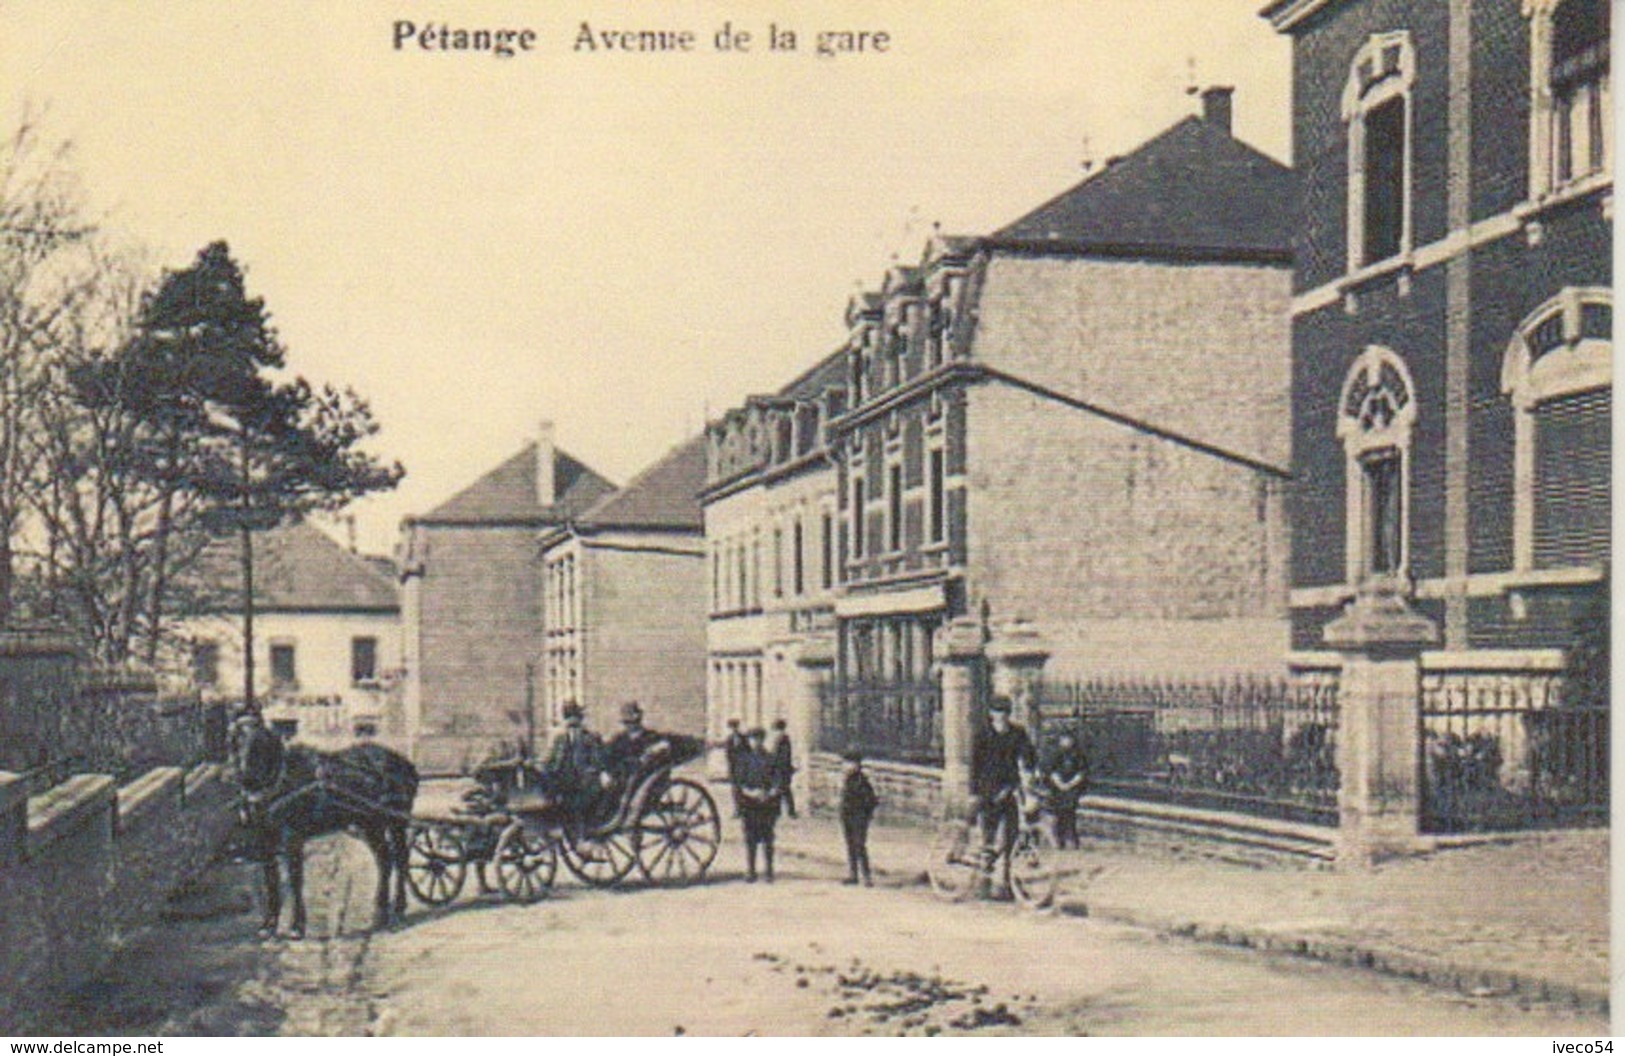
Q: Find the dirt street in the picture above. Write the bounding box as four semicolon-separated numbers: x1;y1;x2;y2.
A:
24;830;1606;1037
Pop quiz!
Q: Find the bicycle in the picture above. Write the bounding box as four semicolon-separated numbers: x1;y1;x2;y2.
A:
926;786;1058;908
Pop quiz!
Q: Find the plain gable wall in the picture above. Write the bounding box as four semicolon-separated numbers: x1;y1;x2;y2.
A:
407;522;542;771
964;252;1292;679
972;253;1292;470
578;531;707;740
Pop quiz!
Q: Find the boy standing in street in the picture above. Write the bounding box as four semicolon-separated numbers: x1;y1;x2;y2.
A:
839;749;878;886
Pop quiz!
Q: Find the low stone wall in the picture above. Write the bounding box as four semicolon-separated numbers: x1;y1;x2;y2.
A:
0;763;235;1030
806;752;943;824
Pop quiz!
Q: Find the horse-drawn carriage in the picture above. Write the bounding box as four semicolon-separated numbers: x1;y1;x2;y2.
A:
405;733;722;905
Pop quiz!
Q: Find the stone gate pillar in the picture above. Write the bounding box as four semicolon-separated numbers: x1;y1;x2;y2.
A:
789;634;833;810
1324;581;1438;866
987;619;1051;734
938;617;985;816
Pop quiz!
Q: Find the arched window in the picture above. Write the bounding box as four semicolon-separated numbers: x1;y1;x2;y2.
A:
1342;32;1415;271
1338;346;1418;584
1501;288;1612;571
1527;0;1612;199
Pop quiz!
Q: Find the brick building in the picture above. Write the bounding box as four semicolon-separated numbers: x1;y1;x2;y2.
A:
1263;0;1611;660
398;423;615;771
539;435;708;742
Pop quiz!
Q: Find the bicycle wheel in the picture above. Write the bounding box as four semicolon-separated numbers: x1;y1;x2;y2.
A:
926;821;979;902
1009;825;1058;909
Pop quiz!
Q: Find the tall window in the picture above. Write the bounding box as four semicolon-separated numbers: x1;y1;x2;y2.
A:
351;636;378;684
888;463;903;552
793;518;805;595
851;477;865;558
773;527;784;598
1502;288;1612;571
1343;32;1414;271
192;641;219;687
1338;347;1417;584
821;513;833;589
928;447;946;543
1554;0;1610;187
270;642;298;690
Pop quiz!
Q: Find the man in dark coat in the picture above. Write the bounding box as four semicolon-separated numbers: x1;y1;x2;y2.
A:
541;702;606;826
734;726;782;882
1042;730;1088;849
767;717;798;819
606;701;660;778
722;717;748;818
970;696;1036;897
838;749;878;886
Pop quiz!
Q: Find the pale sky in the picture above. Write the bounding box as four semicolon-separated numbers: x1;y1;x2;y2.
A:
2;1;1291;554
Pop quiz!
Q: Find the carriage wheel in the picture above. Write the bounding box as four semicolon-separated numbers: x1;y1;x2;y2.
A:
926;821;979;903
1009;825;1058;909
560;828;639;887
494;823;557;903
406;824;468;905
635;778;721;885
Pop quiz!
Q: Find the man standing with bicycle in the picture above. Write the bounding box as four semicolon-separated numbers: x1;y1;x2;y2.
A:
970;695;1036;899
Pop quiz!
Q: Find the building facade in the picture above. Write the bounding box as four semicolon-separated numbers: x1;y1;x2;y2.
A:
703;90;1298;779
830;92;1294;701
398;423;616;771
539;435;709;742
182;521;402;747
1264;0;1611;660
702;355;846;768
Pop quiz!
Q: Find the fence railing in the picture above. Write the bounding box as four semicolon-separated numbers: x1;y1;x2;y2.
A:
1038;673;1341;826
1420;668;1607;833
818;679;944;766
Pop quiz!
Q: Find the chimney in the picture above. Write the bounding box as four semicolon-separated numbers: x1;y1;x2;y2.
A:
536;419;556;507
1200;86;1234;135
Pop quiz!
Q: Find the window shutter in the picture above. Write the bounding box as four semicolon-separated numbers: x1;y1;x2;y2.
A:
1533;388;1611;569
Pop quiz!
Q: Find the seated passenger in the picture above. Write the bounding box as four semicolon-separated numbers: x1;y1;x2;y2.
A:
605;701;668;780
539;702;607;821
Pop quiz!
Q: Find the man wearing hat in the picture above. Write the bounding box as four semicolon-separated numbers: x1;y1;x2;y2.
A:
606;701;659;776
721;717;748;818
541;702;606;825
838;749;878;885
733;725;783;882
970;695;1036;898
766;717;798;819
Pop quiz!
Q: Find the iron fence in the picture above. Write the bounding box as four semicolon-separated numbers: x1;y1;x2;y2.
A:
1038;673;1341;825
818;678;944;766
1420;669;1607;833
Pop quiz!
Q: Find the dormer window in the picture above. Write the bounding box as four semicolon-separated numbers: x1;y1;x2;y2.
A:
1343;32;1415;272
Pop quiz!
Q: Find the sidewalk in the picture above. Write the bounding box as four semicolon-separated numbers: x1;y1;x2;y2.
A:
769;811;1610;1014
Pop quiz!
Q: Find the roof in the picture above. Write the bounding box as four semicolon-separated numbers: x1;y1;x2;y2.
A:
413;442;616;525
199;521;399;613
573;434;708;532
778;347;847;400
992;116;1294;260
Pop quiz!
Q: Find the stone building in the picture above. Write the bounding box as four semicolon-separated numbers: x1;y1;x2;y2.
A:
702;352;846;769
182;520;401;746
1263;0;1611;660
703;90;1296;802
829;89;1294;700
398;423;616;771
539;434;709;742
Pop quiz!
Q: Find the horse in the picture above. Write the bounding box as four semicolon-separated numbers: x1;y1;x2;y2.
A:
227;722;418;939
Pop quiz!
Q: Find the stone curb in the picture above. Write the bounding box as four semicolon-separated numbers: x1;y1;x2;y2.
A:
776;841;1609;1018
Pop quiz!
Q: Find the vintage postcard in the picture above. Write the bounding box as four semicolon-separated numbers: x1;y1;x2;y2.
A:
0;0;1610;1039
